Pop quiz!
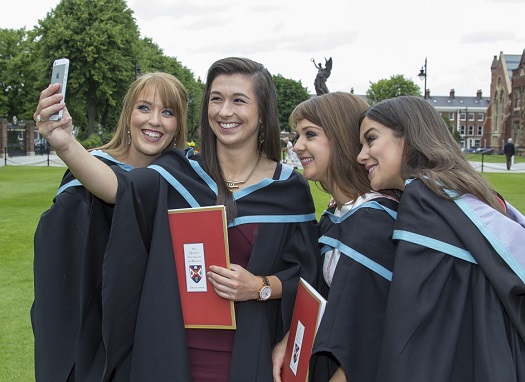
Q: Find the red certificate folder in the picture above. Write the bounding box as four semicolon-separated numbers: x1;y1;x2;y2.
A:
282;278;327;382
168;205;236;330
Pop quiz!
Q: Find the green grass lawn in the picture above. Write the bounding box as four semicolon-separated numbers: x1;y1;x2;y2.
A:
308;174;525;219
0;166;523;380
0;166;65;381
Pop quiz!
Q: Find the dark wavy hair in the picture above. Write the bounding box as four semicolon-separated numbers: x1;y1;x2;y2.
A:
360;96;504;213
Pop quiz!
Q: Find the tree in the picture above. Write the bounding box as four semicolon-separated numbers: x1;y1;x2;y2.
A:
366;74;421;104
272;74;310;132
33;0;141;137
134;37;204;144
442;115;462;144
0;28;40;121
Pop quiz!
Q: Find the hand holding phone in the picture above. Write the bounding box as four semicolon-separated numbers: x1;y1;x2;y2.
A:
49;58;70;121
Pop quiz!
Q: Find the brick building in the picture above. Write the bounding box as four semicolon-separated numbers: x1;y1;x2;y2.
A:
483;50;525;153
424;89;490;150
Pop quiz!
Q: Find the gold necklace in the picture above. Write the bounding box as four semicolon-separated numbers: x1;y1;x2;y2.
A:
224;155;262;189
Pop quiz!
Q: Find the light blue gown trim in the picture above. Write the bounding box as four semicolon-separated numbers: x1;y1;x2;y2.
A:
453;195;525;284
187;159;218;197
228;213;317;228
321;200;397;224
150;160;312;227
393;230;477;264
56;151;133;195
319;236;393;281
148;165;201;208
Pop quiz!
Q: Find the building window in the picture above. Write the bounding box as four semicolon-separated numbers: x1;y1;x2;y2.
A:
468;125;474;135
477;125;483;135
477;113;483;121
460;113;466;121
449;112;454;121
468;113;474;121
460;125;466;135
515;88;521;108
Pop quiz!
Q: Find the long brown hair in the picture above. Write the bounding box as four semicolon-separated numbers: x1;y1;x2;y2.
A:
289;92;400;202
99;72;188;159
199;57;280;220
360;96;504;213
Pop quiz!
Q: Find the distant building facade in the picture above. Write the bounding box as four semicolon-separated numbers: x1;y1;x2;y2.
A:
424;89;490;150
483;50;525;154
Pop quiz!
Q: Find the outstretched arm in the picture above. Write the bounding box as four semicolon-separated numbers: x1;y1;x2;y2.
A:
35;83;118;203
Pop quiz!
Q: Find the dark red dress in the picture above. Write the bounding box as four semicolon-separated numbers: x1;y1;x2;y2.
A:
187;224;259;382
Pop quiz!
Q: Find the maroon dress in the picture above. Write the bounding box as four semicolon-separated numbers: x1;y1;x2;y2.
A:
187;224;259;382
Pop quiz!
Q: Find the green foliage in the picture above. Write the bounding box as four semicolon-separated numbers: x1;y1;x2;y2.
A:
366;74;422;104
0;28;40;120
33;0;141;135
273;74;310;132
442;115;462;143
80;133;104;149
0;0;305;148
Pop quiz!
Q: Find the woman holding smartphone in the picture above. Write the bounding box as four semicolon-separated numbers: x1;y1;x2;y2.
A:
32;72;188;382
36;57;319;381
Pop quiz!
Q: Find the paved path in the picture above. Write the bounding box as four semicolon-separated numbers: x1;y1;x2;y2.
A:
2;154;525;173
1;153;65;167
469;161;525;173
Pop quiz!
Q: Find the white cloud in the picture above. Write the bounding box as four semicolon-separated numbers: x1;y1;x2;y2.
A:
2;0;525;96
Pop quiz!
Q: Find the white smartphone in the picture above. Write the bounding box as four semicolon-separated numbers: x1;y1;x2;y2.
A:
49;58;70;121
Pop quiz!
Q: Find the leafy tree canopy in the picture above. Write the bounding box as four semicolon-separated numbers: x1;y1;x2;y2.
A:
366;74;422;104
0;28;37;121
273;74;310;132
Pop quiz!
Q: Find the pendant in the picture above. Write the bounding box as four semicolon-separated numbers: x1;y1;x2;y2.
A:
225;181;242;189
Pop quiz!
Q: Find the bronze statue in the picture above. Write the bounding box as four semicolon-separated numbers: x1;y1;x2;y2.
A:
311;57;332;95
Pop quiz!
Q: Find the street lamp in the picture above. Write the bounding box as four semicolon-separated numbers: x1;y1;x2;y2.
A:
418;57;427;99
134;57;142;79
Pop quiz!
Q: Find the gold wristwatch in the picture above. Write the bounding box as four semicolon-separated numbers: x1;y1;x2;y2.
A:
258;276;272;301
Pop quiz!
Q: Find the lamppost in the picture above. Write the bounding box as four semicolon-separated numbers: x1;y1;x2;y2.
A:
188;93;195;141
418;57;428;99
134;57;142;79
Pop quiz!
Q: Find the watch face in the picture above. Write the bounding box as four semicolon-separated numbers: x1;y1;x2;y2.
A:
260;286;272;300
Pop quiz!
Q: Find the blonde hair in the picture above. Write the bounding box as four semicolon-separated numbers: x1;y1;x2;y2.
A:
99;72;188;158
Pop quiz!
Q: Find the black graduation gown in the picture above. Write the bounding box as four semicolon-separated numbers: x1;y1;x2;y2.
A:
32;153;131;382
308;196;399;381
377;179;525;382
98;149;320;382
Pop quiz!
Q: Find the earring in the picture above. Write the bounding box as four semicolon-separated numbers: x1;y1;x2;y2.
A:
259;128;265;145
127;130;131;145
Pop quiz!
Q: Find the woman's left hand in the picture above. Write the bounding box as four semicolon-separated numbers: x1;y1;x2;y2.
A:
207;264;260;301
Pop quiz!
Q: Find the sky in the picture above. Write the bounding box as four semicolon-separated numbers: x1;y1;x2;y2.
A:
2;0;525;97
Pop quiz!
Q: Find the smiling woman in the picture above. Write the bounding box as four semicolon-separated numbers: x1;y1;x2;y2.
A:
33;57;320;382
32;72;189;381
272;92;400;382
357;96;525;382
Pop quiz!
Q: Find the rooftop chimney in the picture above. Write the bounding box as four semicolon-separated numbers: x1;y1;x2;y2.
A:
450;89;455;99
476;89;482;100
